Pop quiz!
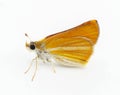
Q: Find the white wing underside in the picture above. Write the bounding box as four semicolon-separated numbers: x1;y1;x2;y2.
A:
52;55;85;67
37;51;83;67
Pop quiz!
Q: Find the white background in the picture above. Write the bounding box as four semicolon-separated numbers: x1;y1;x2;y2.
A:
0;0;120;95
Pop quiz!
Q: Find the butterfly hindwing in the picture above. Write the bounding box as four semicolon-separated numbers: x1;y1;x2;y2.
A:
46;37;93;66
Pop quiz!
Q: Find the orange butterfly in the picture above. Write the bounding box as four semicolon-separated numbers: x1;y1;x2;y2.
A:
25;20;99;80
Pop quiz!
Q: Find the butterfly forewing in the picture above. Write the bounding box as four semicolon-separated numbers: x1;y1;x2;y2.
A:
43;20;99;46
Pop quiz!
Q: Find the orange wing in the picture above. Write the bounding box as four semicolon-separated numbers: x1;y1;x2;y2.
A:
42;20;99;48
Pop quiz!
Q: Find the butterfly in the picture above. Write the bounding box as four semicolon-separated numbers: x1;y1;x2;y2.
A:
25;20;99;81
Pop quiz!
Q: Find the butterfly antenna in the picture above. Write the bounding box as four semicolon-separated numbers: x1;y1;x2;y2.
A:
25;33;32;41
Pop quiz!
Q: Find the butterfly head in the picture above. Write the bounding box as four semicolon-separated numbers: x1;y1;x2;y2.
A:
25;33;36;51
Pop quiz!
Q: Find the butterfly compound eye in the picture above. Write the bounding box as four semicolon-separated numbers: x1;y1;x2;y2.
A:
30;44;35;50
29;42;35;50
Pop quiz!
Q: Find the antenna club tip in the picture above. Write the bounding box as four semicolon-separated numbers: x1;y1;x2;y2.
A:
25;33;28;37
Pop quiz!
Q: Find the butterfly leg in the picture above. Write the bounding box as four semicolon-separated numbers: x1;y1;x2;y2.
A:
51;62;56;73
24;56;37;74
44;57;56;73
31;57;38;81
49;59;56;73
